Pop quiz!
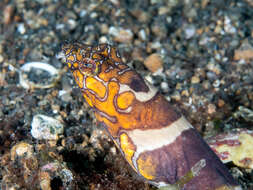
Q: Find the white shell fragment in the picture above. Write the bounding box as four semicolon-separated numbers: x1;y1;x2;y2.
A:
19;62;60;89
207;129;253;169
31;114;64;140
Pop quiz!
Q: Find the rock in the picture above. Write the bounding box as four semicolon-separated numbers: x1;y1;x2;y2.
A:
3;4;14;25
31;114;64;140
181;89;190;97
234;49;253;61
184;25;196;39
109;27;133;43
0;73;7;86
17;23;26;34
207;104;216;114
0;54;4;63
138;29;147;41
234;40;253;61
161;81;169;93
191;76;200;84
224;16;237;34
143;53;163;73
10;142;33;161
233;106;253;122
245;0;253;7
217;99;225;108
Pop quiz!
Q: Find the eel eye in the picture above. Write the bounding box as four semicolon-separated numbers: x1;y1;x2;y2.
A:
79;58;99;76
84;63;93;68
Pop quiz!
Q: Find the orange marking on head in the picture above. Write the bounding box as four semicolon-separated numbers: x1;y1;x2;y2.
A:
67;62;72;68
110;47;122;63
86;76;106;98
100;48;109;57
65;48;71;56
76;49;82;61
67;55;75;62
73;62;79;68
117;92;135;110
120;133;136;170
137;154;157;180
92;53;101;60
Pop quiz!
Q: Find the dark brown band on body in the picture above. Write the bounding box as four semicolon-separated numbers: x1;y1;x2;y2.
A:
128;74;149;92
137;128;238;189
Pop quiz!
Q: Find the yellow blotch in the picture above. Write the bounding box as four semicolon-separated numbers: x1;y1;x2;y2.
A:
86;77;106;98
92;53;101;59
137;154;157;180
72;70;84;89
119;133;136;170
67;62;72;68
117;92;135;110
73;62;79;68
67;55;75;62
93;62;100;75
76;51;82;61
65;49;71;56
101;48;109;57
103;82;119;115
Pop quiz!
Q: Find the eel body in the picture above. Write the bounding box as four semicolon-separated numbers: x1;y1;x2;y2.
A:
60;42;241;190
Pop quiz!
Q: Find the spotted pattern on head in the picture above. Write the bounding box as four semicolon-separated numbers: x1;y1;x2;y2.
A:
61;42;176;135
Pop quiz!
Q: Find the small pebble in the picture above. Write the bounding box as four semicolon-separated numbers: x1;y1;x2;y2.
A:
207;104;216;114
109;27;133;43
17;23;26;34
143;53;163;73
185;25;196;39
181;89;190;97
138;29;147;41
31;114;64;140
99;36;108;43
0;73;7;86
0;54;4;63
158;7;169;15
40;161;74;190
218;99;225;108
160;81;169;93
213;80;220;88
224;16;236;34
245;0;253;6
171;91;181;101
234;49;253;61
3;4;14;24
191;76;200;84
207;63;221;75
39;171;51;190
100;23;109;34
10;142;33;161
